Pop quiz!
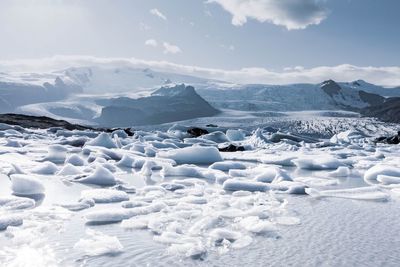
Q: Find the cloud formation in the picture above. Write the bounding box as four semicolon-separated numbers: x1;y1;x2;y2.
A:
0;55;399;87
208;0;328;30
150;8;167;20
145;39;158;47
163;42;182;54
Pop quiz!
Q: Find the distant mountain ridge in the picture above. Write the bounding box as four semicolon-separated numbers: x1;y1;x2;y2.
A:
1;65;400;126
97;84;219;127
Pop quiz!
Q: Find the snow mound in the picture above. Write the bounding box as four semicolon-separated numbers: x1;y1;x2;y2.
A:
158;146;222;164
223;179;270;192
364;165;400;185
0;196;35;210
305;187;389;201
65;154;86;166
0;214;23;230
74;229;123;256
10;174;45;196
39;145;67;164
328;166;351;177
75;165;117;186
81;189;129;203
209;161;247;171
31;162;59;175
293;157;343;170
85;132;117;149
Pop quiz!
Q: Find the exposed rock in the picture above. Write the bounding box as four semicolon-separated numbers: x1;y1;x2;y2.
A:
187;127;209;137
97;84;220;127
374;131;400;144
218;144;245;152
0;113;93;131
321;80;341;97
362;97;400;123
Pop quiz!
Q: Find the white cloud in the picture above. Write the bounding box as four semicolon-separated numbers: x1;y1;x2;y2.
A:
139;22;151;31
208;0;328;30
163;42;182;54
220;44;235;51
0;55;399;87
145;39;158;47
150;8;167;20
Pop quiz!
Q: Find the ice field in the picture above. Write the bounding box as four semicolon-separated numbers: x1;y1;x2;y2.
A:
0;113;400;266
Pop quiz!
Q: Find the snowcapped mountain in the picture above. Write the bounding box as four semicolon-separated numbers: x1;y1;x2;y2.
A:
0;72;82;113
97;84;219;127
196;79;398;112
2;65;400;126
59;66;215;93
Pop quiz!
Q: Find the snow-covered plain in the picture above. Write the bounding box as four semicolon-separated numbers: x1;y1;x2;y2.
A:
0;113;400;266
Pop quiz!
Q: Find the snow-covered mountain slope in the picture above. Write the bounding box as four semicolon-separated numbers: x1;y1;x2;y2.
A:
59;66;216;93
339;80;400;97
2;65;400;126
0;72;82;113
196;79;391;112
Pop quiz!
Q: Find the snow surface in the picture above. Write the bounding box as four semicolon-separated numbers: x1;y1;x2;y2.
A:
0;116;400;266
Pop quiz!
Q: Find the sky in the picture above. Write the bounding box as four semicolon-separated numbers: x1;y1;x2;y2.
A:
0;0;399;85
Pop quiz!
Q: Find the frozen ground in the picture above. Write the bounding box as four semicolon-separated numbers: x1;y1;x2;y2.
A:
0;114;400;266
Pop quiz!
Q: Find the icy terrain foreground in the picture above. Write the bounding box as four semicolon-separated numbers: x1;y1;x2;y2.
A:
0;121;400;266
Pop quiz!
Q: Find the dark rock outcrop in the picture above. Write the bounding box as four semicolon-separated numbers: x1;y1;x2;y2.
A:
98;84;220;127
321;80;341;97
187;127;209;137
374;131;400;144
219;144;245;152
362;97;400;123
0;113;92;131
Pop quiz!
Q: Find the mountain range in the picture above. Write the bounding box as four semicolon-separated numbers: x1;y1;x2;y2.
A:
1;66;400;126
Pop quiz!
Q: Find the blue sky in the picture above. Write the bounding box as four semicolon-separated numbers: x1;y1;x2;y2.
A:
0;0;399;86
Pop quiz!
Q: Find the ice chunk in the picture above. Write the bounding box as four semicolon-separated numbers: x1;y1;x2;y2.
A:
85;209;131;223
121;217;149;229
377;175;400;185
293;157;343;170
116;154;136;168
260;156;296;166
5;139;22;147
0;214;23;230
226;129;245;141
65;154;85;166
74;165;117;186
85;132;117;149
73;229;123;256
81;189;129;203
305;186;389;201
57;163;82;176
39;145;67;164
158;146;222;164
230;166;292;183
364;165;400;185
239;216;277;233
200;131;229;143
60;198;95;211
10;174;45;196
31;162;59;175
209;161;247;171
328;166;351;177
223;179;270;192
7;164;26;176
209;228;242;242
161;164;226;182
330;130;364;144
0;196;35;210
86;202;166;223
